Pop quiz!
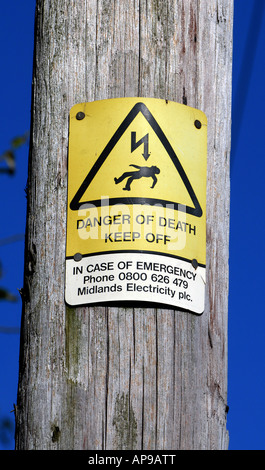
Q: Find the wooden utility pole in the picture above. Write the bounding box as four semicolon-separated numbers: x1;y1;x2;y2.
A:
15;0;233;450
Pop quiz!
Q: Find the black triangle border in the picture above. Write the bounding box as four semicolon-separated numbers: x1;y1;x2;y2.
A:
70;102;203;218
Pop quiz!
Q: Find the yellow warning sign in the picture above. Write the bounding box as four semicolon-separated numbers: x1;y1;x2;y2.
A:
65;98;207;313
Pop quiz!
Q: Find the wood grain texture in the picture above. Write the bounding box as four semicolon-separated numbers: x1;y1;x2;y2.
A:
16;0;233;450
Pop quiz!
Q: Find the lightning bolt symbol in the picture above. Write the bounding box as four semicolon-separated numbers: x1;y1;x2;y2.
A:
131;131;151;161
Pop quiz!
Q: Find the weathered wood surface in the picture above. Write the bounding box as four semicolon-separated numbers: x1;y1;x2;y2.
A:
16;0;233;450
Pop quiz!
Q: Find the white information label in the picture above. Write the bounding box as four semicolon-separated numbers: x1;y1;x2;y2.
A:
65;253;206;314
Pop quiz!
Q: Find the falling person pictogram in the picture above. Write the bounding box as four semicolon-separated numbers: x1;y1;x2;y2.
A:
114;164;160;191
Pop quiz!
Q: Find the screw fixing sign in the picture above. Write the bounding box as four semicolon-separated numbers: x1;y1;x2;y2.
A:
65;98;207;314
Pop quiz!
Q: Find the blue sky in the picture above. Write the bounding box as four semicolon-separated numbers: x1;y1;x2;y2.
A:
0;0;264;450
228;0;265;450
